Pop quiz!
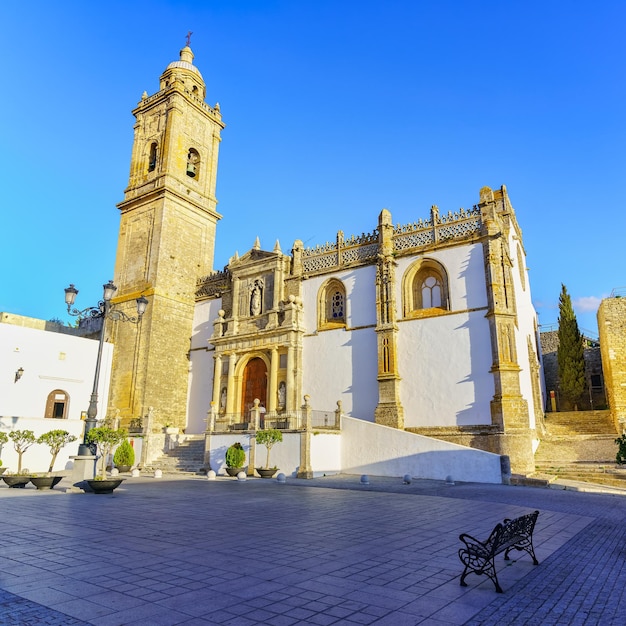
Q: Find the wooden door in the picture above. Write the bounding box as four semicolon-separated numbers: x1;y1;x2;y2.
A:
241;358;267;418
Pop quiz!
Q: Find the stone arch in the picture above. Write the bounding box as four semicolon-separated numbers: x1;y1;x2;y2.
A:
235;353;270;417
44;389;70;419
402;258;450;317
317;277;347;330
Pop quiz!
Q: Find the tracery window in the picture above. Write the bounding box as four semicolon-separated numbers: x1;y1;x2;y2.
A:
403;259;450;317
318;279;347;329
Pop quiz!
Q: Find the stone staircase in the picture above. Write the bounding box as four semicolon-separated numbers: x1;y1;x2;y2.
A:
534;410;626;487
143;435;206;475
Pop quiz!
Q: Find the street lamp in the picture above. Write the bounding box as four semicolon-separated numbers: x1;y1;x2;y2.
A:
64;281;148;455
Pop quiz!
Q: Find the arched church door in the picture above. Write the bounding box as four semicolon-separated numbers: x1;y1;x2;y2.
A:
241;358;267;419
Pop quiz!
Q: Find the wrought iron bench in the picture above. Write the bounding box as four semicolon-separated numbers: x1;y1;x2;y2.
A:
458;510;539;593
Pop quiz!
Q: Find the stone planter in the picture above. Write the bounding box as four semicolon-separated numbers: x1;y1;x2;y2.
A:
256;468;278;479
29;476;63;490
115;465;132;473
225;467;246;477
164;427;179;435
2;475;31;488
85;478;125;494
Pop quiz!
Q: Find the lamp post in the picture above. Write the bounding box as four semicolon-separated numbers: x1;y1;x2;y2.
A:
64;281;148;455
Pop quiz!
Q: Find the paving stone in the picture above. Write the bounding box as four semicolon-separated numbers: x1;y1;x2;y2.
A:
1;474;626;624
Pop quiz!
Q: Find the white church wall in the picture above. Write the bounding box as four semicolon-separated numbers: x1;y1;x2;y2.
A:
508;232;543;429
397;310;494;427
395;243;488;312
187;298;222;434
301;266;377;333
302;265;378;417
303;328;378;418
341;416;503;483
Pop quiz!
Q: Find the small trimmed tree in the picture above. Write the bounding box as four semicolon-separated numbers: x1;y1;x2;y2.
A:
557;284;587;410
9;430;36;473
256;428;282;469
86;427;127;479
37;430;77;473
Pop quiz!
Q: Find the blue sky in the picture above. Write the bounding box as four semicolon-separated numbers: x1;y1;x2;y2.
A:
1;0;624;336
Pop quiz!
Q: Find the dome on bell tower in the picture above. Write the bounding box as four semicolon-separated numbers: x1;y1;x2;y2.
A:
159;46;206;100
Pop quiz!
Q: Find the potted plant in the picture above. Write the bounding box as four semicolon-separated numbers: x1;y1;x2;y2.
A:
2;430;36;487
255;428;282;478
225;442;246;476
31;430;77;489
85;427;127;493
0;431;8;475
113;439;135;472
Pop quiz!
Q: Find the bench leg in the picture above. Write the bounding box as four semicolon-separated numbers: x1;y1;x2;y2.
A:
458;552;503;593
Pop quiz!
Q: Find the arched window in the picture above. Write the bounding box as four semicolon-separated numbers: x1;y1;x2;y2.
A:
403;259;449;317
44;390;69;419
318;279;347;329
148;142;158;172
186;148;200;178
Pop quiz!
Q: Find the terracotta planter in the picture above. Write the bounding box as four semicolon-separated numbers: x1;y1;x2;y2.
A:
86;478;125;494
2;475;31;488
29;476;63;490
256;468;278;479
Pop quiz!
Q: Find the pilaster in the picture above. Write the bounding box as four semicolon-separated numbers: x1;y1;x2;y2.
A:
374;209;404;429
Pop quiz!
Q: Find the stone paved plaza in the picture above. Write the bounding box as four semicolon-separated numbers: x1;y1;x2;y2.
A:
1;474;625;625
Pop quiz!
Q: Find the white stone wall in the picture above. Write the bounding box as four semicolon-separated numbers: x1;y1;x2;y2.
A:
0;322;113;422
341;416;503;483
0;417;85;474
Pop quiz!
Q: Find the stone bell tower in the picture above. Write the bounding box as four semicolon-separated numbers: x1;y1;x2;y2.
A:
108;45;225;429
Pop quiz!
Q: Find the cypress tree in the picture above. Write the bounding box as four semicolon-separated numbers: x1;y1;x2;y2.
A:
556;284;587;410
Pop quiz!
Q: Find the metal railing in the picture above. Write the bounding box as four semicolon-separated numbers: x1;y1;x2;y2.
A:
209;409;341;433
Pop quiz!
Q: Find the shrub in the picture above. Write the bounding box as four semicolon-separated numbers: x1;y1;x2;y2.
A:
616;435;626;465
113;439;135;467
225;442;246;468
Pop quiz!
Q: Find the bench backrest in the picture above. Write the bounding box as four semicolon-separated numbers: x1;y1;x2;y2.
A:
482;511;539;555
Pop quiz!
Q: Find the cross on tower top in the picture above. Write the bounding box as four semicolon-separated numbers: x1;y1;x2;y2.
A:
186;31;193;47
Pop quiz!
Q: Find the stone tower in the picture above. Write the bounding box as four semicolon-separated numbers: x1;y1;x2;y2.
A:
108;46;225;429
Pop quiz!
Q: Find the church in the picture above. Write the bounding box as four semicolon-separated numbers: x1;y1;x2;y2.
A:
106;45;544;477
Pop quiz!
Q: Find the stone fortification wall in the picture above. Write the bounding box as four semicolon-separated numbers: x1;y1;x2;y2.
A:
598;296;626;430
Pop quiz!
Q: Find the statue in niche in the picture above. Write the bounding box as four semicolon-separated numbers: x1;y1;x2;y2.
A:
250;283;262;316
278;381;286;408
220;387;227;412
